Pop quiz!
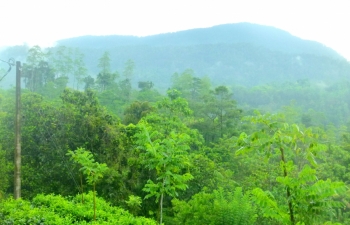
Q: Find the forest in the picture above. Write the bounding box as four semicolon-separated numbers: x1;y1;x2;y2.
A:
1;43;350;225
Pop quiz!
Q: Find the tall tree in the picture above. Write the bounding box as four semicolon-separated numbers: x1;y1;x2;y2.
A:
119;59;135;103
48;45;73;78
83;75;95;90
67;147;108;221
96;51;118;91
123;59;135;81
236;112;346;224
135;122;193;225
133;90;202;223
22;46;54;92
194;85;241;143
98;51;111;74
72;49;88;90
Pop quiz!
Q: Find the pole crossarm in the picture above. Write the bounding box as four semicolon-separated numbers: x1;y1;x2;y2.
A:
0;58;15;82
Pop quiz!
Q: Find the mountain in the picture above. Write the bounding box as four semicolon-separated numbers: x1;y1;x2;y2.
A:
2;23;349;90
58;23;341;59
55;23;350;89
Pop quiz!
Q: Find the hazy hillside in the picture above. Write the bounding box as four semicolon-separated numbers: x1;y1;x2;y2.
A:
1;23;349;89
58;23;341;58
54;23;350;89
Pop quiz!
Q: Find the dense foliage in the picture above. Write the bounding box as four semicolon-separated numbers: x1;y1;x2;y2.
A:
1;45;350;224
0;192;156;224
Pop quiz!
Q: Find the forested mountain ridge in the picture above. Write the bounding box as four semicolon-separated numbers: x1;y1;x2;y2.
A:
1;23;349;89
54;23;349;88
58;23;340;58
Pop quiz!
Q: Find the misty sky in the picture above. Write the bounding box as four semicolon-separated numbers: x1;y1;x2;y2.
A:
1;0;349;60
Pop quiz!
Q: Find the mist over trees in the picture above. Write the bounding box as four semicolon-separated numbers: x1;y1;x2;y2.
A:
1;23;350;224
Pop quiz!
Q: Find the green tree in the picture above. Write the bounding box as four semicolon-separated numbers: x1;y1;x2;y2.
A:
98;51;111;74
171;69;211;103
133;90;200;224
48;46;88;91
138;81;154;91
67;147;108;221
136;83;162;103
125;194;142;215
96;51;118;91
0;89;123;199
72;48;88;90
171;69;195;99
236;112;346;224
123;59;135;81
83;75;95;90
48;46;73;78
96;71;119;91
135;123;193;225
123;101;154;125
194;85;241;143
22;46;55;92
119;59;135;103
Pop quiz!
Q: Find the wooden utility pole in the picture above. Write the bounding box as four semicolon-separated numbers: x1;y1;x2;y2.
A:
14;61;21;199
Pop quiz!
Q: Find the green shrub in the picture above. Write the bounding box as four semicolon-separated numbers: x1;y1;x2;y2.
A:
0;192;157;225
172;187;257;225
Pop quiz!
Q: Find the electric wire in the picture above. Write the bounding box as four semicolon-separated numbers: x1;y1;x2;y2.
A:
0;58;15;82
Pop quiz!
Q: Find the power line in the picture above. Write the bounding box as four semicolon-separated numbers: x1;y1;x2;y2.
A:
0;58;15;82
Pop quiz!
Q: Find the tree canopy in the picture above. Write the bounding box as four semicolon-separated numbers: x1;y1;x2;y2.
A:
0;45;350;225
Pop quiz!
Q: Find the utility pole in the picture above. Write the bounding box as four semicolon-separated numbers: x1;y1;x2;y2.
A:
0;58;19;198
14;61;21;199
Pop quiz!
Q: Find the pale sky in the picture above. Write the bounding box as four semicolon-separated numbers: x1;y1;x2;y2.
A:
1;0;349;60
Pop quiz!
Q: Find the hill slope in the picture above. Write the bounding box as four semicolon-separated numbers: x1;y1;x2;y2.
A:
2;23;349;90
58;23;341;58
55;23;350;89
